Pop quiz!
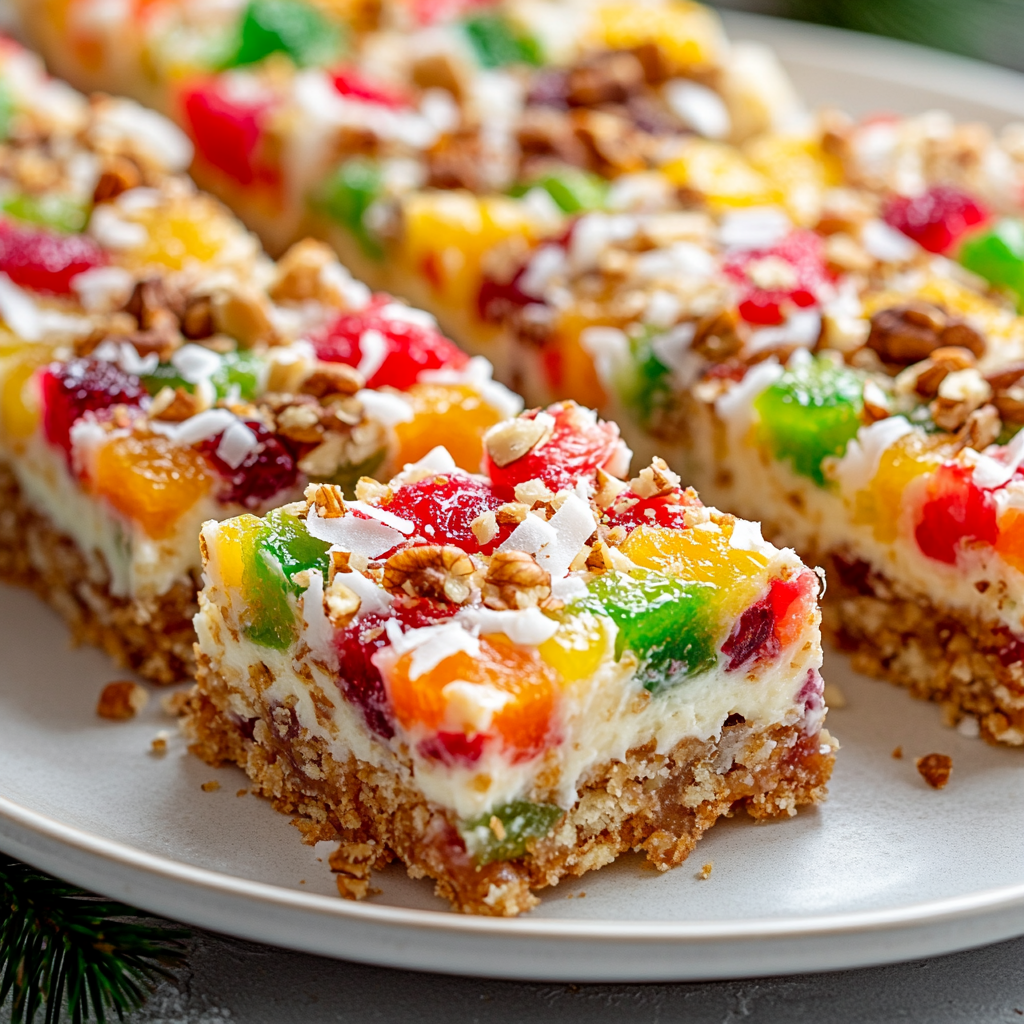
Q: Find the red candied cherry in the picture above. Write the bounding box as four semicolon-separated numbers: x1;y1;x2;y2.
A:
418;731;486;766
485;401;627;499
308;294;468;390
604;488;702;533
197;420;297;508
722;572;817;671
0;219;108;295
180;81;277;188
382;473;511;554
330;68;409;109
40;357;145;459
884;186;990;255
477;268;534;323
723;229;829;326
915;462;998;564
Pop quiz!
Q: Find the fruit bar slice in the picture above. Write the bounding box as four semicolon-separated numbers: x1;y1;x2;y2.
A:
0;40;519;681
186;400;835;915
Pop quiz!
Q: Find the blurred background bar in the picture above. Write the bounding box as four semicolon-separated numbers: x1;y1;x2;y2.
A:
712;0;1024;72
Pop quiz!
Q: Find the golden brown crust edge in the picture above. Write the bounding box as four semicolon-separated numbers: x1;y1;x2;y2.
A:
0;461;198;684
822;550;1024;745
184;648;834;916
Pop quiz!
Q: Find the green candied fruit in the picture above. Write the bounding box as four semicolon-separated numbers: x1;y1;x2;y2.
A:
755;355;865;486
511;168;608;214
463;13;542;68
225;0;343;69
241;510;331;649
140;362;192;397
211;349;266;401
1;192;89;233
319;156;384;259
460;801;563;865
958;219;1024;310
617;329;673;429
571;570;718;693
0;80;12;142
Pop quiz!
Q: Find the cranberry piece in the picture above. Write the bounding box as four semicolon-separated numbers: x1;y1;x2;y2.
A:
915;463;997;565
309;295;468;390
724;230;829;327
181;82;276;187
197;421;297;508
605;489;701;533
418;731;487;765
722;600;777;671
330;68;408;109
884;186;990;255
335;612;395;739
383;474;509;554
486;402;625;499
0;219;108;295
41;358;145;459
477;270;534;324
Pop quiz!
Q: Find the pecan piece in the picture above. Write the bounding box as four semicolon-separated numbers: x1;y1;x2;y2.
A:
181;294;215;340
383;545;476;604
329;842;376;900
149;385;200;422
691;309;743;362
306;483;346;519
482;550;551;610
867;304;984;367
324;576;361;628
629;456;680;499
915;752;952;790
93;155;142;204
96;681;148;721
269;238;337;303
300;363;362;398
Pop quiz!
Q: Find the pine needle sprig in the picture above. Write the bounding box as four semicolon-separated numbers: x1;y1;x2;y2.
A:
0;855;190;1024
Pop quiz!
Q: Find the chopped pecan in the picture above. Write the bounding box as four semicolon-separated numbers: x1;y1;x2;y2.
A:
96;680;148;721
484;415;553;467
300;363;362;398
383;545;476;604
427;129;488;192
324;576;361;628
212;285;277;348
470;509;498;546
181;294;215;340
306;483;346;519
93;155;142;204
954;404;1001;451
629;457;680;499
355;476;391;504
482;550;552;610
594;467;628;511
861;379;890;424
915;752;952;790
516;107;592;168
994;386;1024;426
276;402;325;444
908;346;977;400
931;367;992;431
691;309;744;362
412;51;467;100
269;238;337;303
565;51;645;107
985;361;1024;392
866;304;985;368
123;277;183;332
572;109;647;175
149;385;200;422
329;841;376;900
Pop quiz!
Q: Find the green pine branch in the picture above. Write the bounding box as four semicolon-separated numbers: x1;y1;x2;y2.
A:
0;855;189;1024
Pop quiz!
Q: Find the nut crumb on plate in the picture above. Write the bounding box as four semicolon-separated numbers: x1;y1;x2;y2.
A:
916;753;953;789
698;862;713;880
96;681;148;720
892;746;903;760
200;780;221;792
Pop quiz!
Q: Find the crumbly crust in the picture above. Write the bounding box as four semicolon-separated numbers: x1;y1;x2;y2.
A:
0;461;198;683
185;647;833;916
821;551;1024;745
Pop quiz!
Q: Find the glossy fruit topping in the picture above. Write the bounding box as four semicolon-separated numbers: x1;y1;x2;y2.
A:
308;296;468;390
93;434;212;538
0;218;107;294
723;230;828;326
383;473;508;554
884;186;989;255
459;800;563;865
224;0;342;69
720;573;815;671
181;82;275;187
319;156;384;259
605;488;699;533
755;356;864;486
462;12;541;68
386;636;557;761
330;68;408;108
197;420;298;507
510;167;607;214
915;462;998;565
40;358;145;458
394;383;505;473
1;192;90;234
958;219;1024;311
485;402;624;498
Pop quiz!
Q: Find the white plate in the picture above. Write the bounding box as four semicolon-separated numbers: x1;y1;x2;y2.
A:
6;16;1024;982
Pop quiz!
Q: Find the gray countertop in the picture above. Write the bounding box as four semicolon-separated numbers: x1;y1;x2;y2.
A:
127;930;1024;1024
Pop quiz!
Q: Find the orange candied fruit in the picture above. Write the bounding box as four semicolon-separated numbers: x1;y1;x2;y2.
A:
996;507;1024;574
93;433;213;538
394;382;505;473
386;636;558;759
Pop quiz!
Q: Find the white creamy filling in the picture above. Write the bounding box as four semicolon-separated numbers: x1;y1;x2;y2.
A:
197;538;822;821
9;436;217;599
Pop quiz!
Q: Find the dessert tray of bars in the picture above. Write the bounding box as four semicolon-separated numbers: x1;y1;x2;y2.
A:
2;0;1024;982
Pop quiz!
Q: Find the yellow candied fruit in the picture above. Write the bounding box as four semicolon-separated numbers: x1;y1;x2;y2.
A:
851;432;946;544
660;140;782;211
538;611;610;685
0;345;48;445
589;1;724;72
744;134;843;226
620;521;769;618
401;191;541;311
394;382;505;473
115;195;242;271
93;433;213;539
208;513;263;592
997;508;1024;575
